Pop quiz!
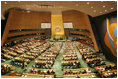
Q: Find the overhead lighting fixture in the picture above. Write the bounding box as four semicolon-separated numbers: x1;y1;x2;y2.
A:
103;6;106;8
111;7;114;9
100;12;102;13
91;7;93;8
4;2;7;4
87;2;90;5
105;10;107;12
27;11;31;13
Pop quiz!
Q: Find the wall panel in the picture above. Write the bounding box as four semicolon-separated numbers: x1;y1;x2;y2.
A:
62;10;98;51
1;9;51;46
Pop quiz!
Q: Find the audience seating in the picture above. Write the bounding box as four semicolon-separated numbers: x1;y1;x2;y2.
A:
63;68;91;75
29;68;55;75
22;73;54;78
1;63;13;75
33;42;63;69
1;38;117;78
62;42;80;69
64;73;96;78
74;41;106;67
94;64;117;78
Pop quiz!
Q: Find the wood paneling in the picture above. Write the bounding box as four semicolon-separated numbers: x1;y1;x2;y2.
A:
70;35;92;41
1;9;51;46
62;10;99;51
8;31;45;37
69;31;91;36
9;9;51;30
6;35;45;43
62;10;88;29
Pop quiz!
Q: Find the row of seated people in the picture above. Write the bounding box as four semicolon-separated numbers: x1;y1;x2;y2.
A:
64;73;96;78
1;63;13;75
95;64;117;78
1;38;52;67
1;38;45;61
74;41;105;67
78;40;94;48
33;42;63;69
22;72;54;78
63;68;97;78
29;68;55;75
10;42;53;67
62;42;80;69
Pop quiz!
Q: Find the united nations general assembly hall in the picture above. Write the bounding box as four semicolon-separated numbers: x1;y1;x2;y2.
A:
1;1;117;78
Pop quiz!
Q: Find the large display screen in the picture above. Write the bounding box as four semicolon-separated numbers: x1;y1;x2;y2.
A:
41;23;51;28
63;22;73;28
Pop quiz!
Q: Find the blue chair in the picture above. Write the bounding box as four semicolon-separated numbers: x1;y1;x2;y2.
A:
42;66;45;69
90;64;95;67
101;61;105;65
32;65;35;68
15;62;17;65
36;65;39;68
20;63;22;66
18;63;20;66
41;66;43;69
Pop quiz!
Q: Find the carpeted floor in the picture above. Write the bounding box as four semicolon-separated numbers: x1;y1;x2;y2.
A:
52;42;65;78
3;41;114;78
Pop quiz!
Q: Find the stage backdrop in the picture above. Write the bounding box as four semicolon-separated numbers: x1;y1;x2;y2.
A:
93;11;117;63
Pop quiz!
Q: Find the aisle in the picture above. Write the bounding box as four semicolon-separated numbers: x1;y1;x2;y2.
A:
72;42;88;68
52;42;65;78
72;42;100;77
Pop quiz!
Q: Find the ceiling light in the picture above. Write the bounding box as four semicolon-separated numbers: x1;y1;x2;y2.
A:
103;6;106;8
93;10;96;12
111;7;114;9
87;2;90;5
91;7;93;8
100;12;102;13
4;2;7;4
101;1;103;2
27;11;31;13
76;4;79;6
105;10;107;12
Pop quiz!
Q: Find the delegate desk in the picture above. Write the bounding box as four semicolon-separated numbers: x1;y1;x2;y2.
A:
102;69;117;78
64;73;96;78
15;57;30;63
85;57;103;63
20;54;34;60
7;52;18;57
1;63;13;70
62;60;80;66
2;54;12;59
26;52;38;57
64;68;91;74
94;64;116;72
35;60;52;67
22;73;54;78
83;55;97;60
30;68;55;74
